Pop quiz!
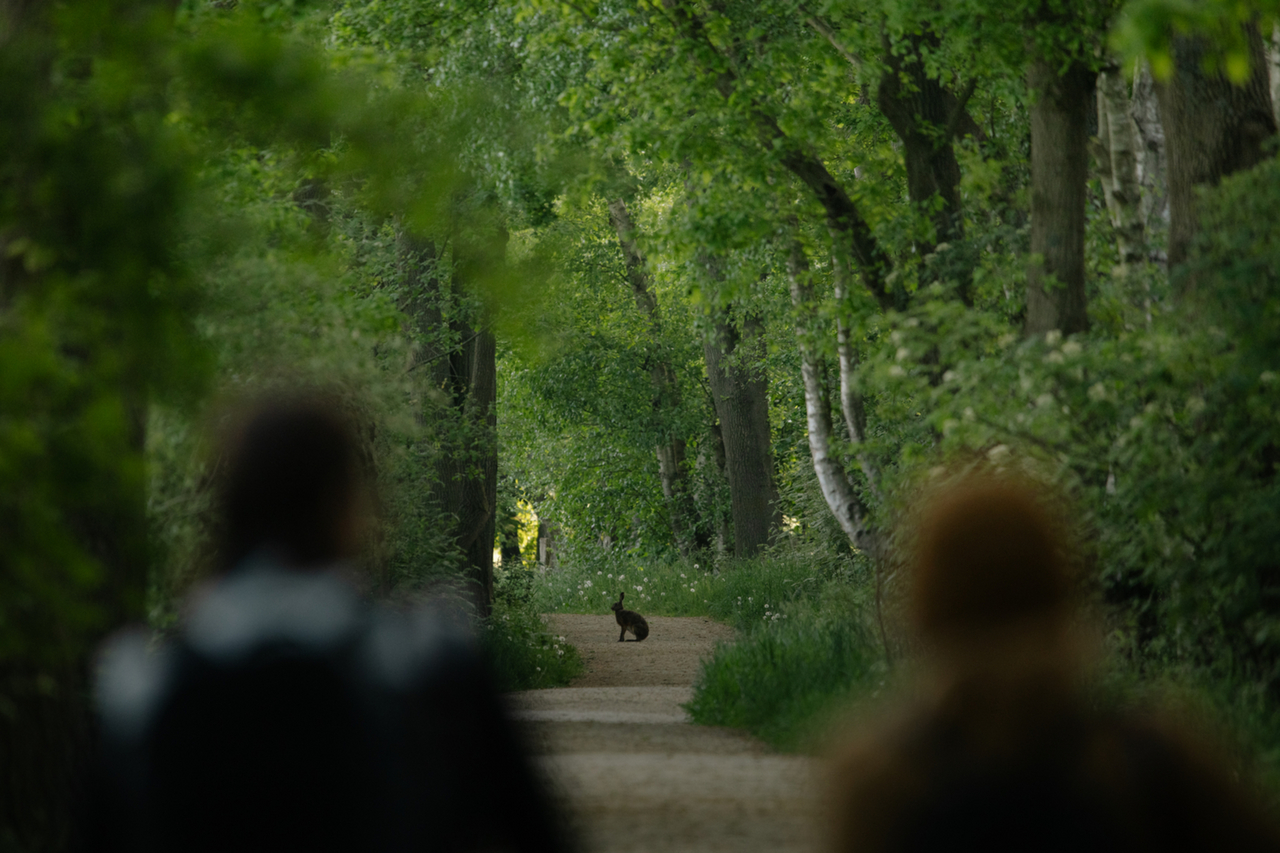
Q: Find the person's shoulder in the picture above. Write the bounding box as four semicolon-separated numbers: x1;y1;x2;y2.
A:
183;560;365;664
362;593;485;692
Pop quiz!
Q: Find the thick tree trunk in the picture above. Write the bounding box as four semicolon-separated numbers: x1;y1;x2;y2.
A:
536;521;558;568
1270;25;1280;127
432;322;497;612
787;242;874;552
703;310;781;558
1026;60;1092;337
1096;64;1147;267
1156;27;1277;272
607;198;697;553
401;235;498;613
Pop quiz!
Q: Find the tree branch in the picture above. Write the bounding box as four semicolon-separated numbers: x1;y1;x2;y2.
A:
801;8;861;68
664;1;894;311
944;76;980;143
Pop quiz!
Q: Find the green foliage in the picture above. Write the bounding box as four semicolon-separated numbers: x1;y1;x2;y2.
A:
1;1;206;665
685;586;887;751
528;541;866;629
485;562;584;690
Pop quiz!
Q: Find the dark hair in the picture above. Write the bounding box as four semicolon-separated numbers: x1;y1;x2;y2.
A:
215;394;363;570
911;475;1071;637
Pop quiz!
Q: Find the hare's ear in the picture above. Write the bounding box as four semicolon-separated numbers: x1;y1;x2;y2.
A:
619;592;625;603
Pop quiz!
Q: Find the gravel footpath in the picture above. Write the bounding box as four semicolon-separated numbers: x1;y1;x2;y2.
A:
508;614;823;853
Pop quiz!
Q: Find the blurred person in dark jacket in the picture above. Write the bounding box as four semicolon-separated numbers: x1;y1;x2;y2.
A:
92;392;568;853
828;472;1280;853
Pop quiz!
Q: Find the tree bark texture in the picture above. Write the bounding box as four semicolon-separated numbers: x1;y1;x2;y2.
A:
432;322;498;613
607;199;698;554
1129;63;1169;240
401;236;497;613
703;311;781;558
1269;25;1280;134
1156;28;1277;271
787;242;874;553
1096;65;1147;267
829;245;884;505
1026;59;1093;337
698;420;732;555
876;34;967;257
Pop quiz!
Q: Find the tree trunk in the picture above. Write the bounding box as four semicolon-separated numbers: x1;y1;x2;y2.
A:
432;321;498;613
703;310;781;558
1026;59;1092;337
1096;64;1147;267
401;235;498;614
876;33;973;300
536;521;558;568
701;420;732;555
607;198;697;553
787;241;875;553
1270;24;1280;127
1129;62;1169;243
1156;27;1277;272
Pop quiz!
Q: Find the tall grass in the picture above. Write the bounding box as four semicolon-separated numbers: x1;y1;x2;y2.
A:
527;544;868;630
525;542;892;747
686;586;889;750
483;561;584;690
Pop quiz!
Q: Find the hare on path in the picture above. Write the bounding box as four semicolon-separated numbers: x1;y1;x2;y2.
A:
610;592;649;642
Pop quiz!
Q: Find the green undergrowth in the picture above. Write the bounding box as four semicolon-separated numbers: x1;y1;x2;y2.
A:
686;583;890;751
483;564;584;690
527;544;864;630
528;543;892;747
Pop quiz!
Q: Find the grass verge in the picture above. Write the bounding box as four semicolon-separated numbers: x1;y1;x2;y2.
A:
483;568;584;690
685;584;888;751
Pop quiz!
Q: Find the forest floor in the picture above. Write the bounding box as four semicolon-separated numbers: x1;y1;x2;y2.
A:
508;614;822;853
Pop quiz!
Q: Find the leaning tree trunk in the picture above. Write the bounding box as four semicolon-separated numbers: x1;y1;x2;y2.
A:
607;198;698;553
1025;59;1093;337
876;32;976;302
703;310;781;558
1156;27;1277;273
787;241;875;553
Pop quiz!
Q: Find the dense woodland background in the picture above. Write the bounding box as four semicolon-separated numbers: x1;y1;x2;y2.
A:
5;0;1280;848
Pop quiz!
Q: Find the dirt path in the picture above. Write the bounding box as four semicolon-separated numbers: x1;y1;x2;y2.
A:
508;614;822;853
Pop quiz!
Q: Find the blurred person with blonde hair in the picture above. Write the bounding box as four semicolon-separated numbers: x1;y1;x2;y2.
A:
828;471;1280;852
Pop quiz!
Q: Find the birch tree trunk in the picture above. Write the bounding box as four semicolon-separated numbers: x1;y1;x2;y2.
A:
829;243;883;505
1096;65;1147;267
1129;63;1169;252
787;242;874;553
